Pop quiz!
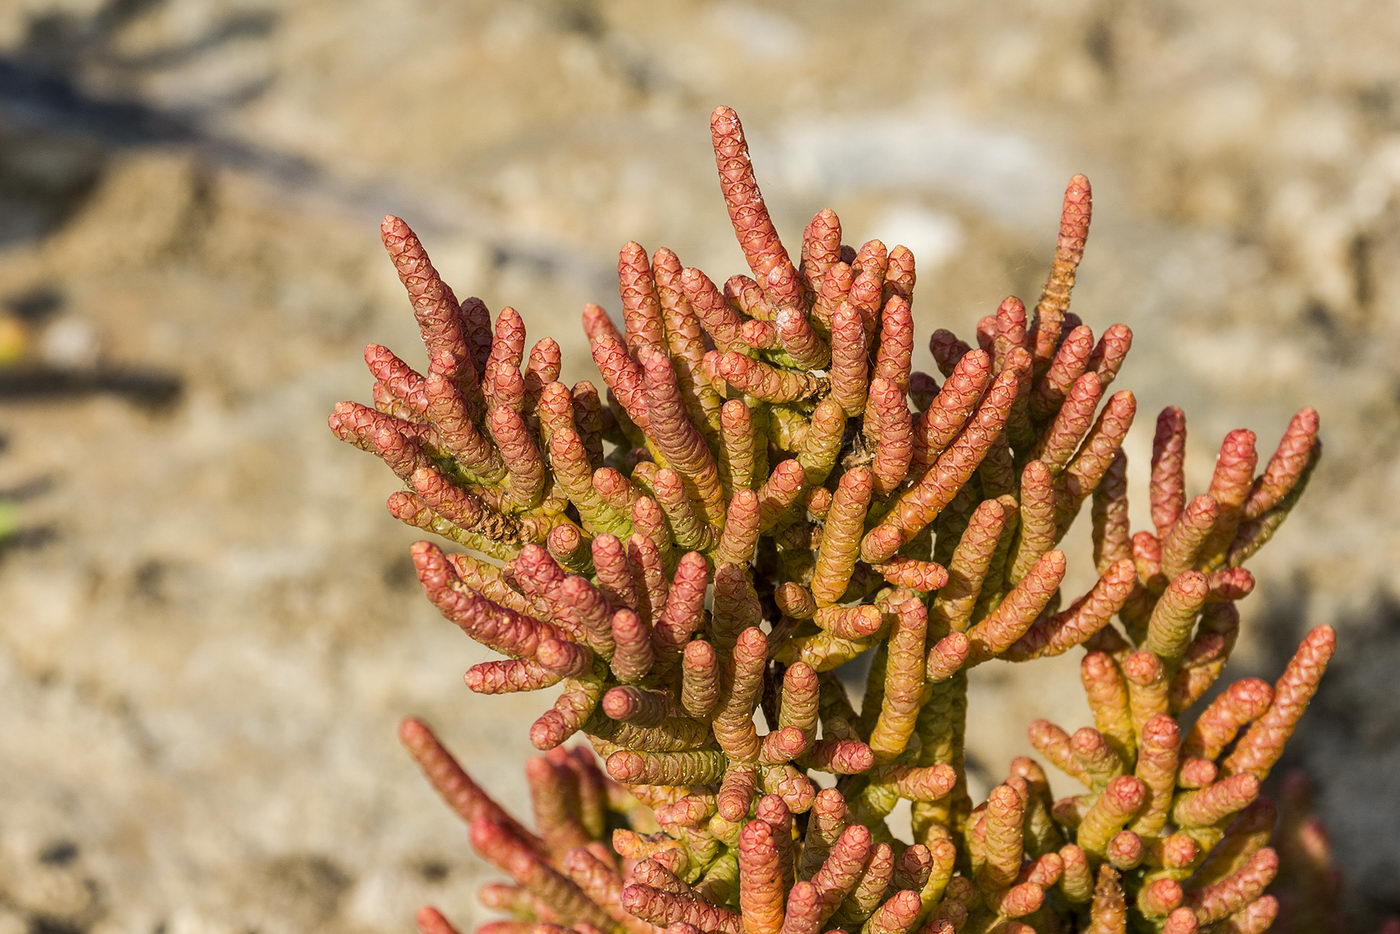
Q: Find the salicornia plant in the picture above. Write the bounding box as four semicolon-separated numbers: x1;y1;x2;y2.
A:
330;107;1334;934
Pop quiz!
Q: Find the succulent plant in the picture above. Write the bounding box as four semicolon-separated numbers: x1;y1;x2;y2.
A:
331;106;1336;933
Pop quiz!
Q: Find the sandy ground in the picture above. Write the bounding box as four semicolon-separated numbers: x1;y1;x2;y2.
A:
1;0;1398;930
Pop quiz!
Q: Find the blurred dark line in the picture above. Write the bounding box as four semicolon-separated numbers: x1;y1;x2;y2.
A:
0;56;318;187
0;525;57;555
0;475;56;502
0;366;183;408
93;11;275;71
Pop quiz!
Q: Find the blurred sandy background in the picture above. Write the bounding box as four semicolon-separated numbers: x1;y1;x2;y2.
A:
0;0;1397;930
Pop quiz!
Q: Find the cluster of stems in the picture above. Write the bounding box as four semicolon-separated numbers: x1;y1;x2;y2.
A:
332;107;1335;933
